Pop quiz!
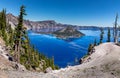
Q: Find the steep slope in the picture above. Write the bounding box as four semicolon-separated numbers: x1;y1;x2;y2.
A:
1;42;120;78
0;37;26;78
46;43;120;78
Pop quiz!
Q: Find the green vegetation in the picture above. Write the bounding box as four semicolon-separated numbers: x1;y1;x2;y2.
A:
0;6;58;72
0;9;9;46
82;38;97;61
53;26;84;39
83;54;89;59
107;28;111;42
99;27;104;44
87;44;94;55
83;27;112;62
81;43;94;62
94;39;97;46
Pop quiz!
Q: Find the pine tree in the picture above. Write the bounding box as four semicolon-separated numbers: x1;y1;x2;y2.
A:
51;56;55;69
94;39;97;46
87;44;93;55
99;28;104;44
1;9;6;37
0;6;58;71
14;5;26;63
107;28;111;42
0;9;9;45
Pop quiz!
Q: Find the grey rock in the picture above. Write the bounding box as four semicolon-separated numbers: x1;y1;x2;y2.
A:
45;67;52;73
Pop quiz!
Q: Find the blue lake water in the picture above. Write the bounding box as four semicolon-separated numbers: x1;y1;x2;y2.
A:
28;29;114;68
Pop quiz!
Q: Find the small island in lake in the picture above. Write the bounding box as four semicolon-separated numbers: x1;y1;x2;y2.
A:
53;26;85;39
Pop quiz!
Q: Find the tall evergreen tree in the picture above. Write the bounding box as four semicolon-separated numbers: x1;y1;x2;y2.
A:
0;9;9;45
99;28;104;44
14;5;26;63
107;28;111;42
1;9;6;36
94;39;97;46
87;44;93;55
0;6;58;71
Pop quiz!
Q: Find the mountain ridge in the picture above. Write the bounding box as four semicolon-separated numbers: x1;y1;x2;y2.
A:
6;13;102;33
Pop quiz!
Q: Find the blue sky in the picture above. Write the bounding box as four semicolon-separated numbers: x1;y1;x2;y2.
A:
0;0;120;27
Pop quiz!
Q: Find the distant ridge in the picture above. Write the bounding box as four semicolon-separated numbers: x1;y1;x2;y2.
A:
6;13;108;33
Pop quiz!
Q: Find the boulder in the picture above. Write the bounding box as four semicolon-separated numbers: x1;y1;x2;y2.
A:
12;63;26;71
45;67;52;73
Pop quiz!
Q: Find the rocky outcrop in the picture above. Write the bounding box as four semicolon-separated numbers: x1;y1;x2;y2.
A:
0;37;26;71
45;67;53;73
6;13;32;30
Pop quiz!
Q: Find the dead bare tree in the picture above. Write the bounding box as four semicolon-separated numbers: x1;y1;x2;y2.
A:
114;13;119;43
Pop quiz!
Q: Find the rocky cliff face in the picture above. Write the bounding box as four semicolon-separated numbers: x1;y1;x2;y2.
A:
6;13;101;33
0;37;26;71
6;14;65;32
6;13;32;30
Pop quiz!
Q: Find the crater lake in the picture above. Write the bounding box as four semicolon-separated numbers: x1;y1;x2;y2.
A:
28;29;114;68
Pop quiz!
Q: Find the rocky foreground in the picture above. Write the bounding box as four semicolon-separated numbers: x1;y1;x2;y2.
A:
0;42;120;78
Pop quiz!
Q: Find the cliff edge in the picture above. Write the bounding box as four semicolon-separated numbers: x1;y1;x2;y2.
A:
0;42;120;78
47;43;120;78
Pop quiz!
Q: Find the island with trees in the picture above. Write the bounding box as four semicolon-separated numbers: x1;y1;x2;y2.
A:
53;26;85;39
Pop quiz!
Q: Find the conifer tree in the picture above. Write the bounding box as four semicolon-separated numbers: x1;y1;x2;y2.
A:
0;6;58;71
99;28;104;44
94;39;97;46
107;28;111;42
87;44;93;55
0;9;9;45
14;5;26;63
1;9;6;37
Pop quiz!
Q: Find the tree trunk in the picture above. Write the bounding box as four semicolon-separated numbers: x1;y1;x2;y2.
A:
14;44;18;62
114;14;118;43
